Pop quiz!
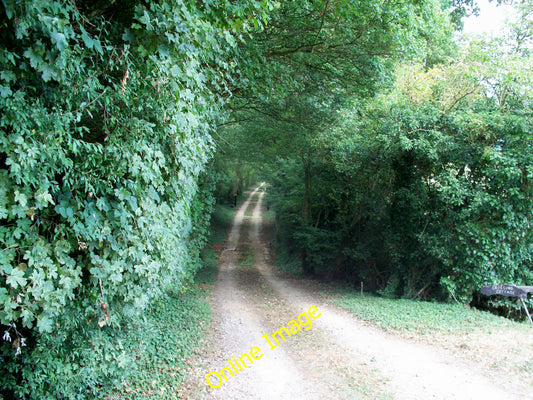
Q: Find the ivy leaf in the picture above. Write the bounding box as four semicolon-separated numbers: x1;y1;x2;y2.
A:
20;309;36;328
40;63;59;82
79;25;95;49
14;190;28;207
0;287;8;304
6;267;26;289
37;315;53;333
0;85;12;98
0;70;16;83
35;190;55;207
23;47;44;69
122;29;135;43
51;31;67;51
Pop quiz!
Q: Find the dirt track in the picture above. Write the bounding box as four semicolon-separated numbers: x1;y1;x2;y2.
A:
181;186;531;400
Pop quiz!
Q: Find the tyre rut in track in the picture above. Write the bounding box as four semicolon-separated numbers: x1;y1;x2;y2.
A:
198;186;389;400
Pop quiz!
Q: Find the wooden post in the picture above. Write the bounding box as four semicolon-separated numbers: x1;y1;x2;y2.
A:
361;281;364;296
520;298;533;326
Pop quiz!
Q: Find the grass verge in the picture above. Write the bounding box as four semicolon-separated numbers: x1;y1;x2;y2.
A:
331;289;533;392
332;290;528;335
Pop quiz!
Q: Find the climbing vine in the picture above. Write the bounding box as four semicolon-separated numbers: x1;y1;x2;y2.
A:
0;0;274;397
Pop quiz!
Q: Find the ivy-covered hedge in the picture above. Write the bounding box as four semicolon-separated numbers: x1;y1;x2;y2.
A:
0;0;271;397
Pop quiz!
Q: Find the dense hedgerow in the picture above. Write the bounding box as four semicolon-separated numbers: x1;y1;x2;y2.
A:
267;58;533;311
0;0;273;397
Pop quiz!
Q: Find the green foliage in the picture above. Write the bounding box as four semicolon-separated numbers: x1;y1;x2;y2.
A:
1;283;214;400
233;1;533;319
215;0;456;209
113;285;213;399
0;0;273;397
1;0;531;395
266;49;533;311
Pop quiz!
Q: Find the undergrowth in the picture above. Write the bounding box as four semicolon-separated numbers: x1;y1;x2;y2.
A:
196;204;234;285
111;286;213;399
103;203;235;399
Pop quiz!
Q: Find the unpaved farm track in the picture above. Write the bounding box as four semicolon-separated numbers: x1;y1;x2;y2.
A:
181;186;531;400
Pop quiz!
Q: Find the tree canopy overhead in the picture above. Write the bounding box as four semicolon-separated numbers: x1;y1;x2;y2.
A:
216;0;533;310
